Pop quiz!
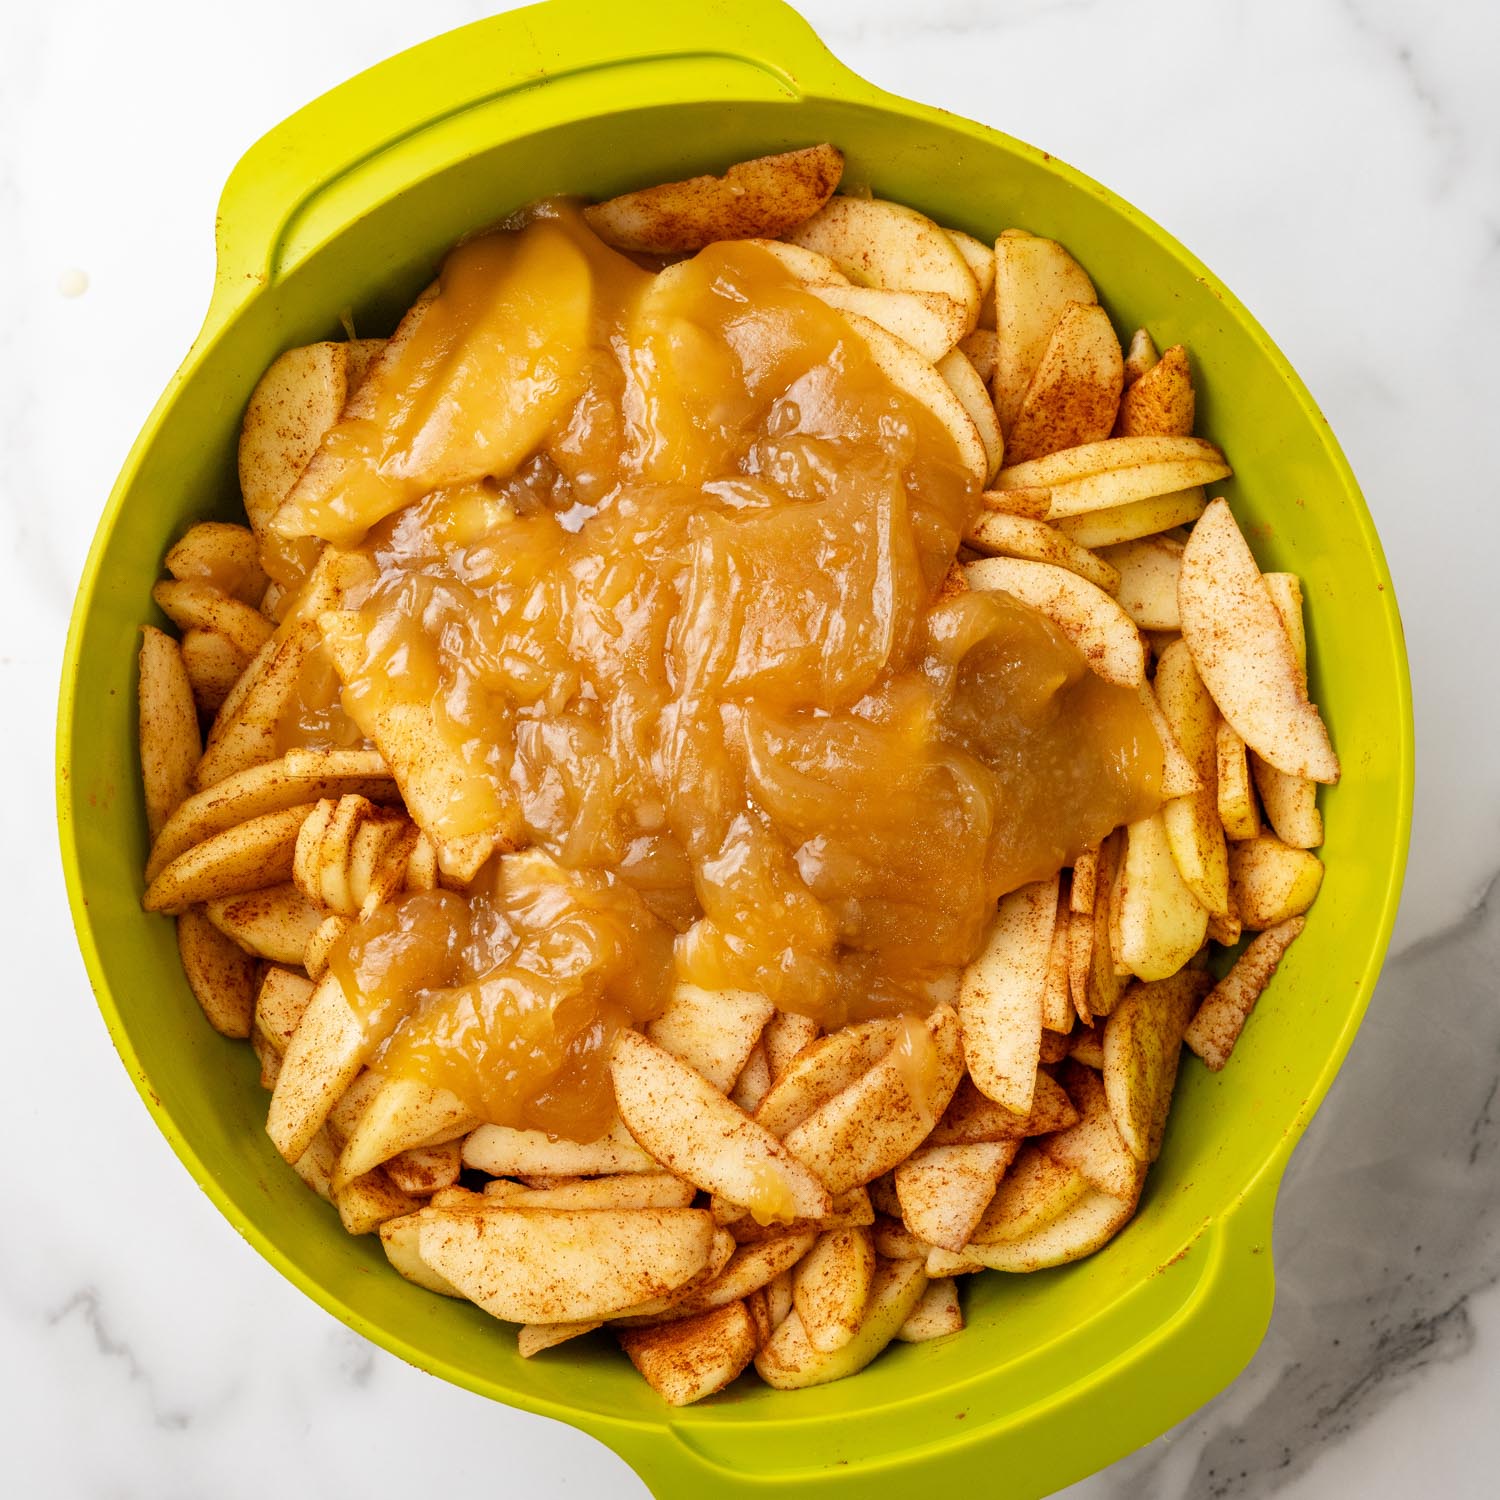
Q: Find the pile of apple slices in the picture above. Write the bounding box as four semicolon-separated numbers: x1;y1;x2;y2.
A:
135;145;1341;1407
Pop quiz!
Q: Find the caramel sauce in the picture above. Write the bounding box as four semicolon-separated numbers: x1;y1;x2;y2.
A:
272;202;1161;1134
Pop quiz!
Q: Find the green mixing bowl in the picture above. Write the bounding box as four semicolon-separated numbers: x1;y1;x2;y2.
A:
56;1;1412;1493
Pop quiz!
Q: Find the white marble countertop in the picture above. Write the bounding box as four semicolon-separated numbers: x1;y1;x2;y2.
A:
6;0;1498;1494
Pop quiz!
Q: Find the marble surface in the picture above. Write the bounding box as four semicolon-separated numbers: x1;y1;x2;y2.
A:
6;0;1498;1493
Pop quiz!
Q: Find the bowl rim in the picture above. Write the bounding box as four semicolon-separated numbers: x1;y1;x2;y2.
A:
55;1;1413;1493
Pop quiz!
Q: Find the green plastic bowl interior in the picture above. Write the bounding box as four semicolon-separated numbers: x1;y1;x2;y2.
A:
57;2;1412;1495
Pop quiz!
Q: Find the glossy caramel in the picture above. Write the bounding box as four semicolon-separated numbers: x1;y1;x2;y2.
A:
270;203;1161;1133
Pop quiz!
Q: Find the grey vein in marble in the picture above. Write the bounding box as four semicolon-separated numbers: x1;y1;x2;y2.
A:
1066;873;1500;1497
47;1287;194;1431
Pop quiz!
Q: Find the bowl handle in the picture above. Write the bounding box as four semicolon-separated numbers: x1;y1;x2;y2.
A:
593;1170;1281;1499
203;0;872;335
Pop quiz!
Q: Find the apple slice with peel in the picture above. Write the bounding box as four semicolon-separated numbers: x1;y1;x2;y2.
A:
1154;640;1230;916
755;1258;929;1389
792;1226;876;1354
936;348;1004;479
992;230;1098;434
1103;969;1211;1161
1185;916;1306;1070
1179;498;1340;782
964;556;1146;686
782;1007;964;1195
788;196;981;331
583;145;844;253
939;1185;1138;1272
808;284;969;359
1056;487;1207;549
417;1206;716;1323
611;1030;831;1224
1113;812;1209;980
958;878;1058;1113
1251;573;1325;848
966;1145;1090;1247
965;512;1119;593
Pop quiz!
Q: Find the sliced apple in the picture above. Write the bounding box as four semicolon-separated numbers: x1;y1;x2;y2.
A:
1102;534;1183;630
1178;499;1339;782
176;908;256;1039
461;1117;659;1177
894;1140;1017;1253
1137;682;1201;799
1154;640;1230;916
895;1277;963;1342
1228;836;1324;929
1103;969;1210;1162
1123;327;1160;384
138;627;200;840
334;1075;477;1190
755;1258;928;1389
647;983;774;1095
738;238;851;284
944;228;995;303
950;1185;1137;1272
789;196;980;331
976;484;1052;520
936;347;1004;478
809;284;968;359
965;512;1119;593
991;231;1097;434
958;879;1058;1113
755;1019;901;1139
924;1072;1078;1146
1116;343;1194;438
266;973;367;1165
1005;301;1124;464
611;1030;832;1223
994;437;1229;521
1056;487;1207;549
783;1007;963;1195
204;883;323;964
1041;1061;1143;1201
418;1205;715;1323
618;1300;761;1405
1252;573;1324;848
1215;718;1262;840
964;556;1145;686
583;145;844;253
1185;916;1306;1070
792;1226;876;1354
958;327;998;384
194;620;323;788
762;1012;821;1083
967;1145;1090;1245
1113;812;1209;980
